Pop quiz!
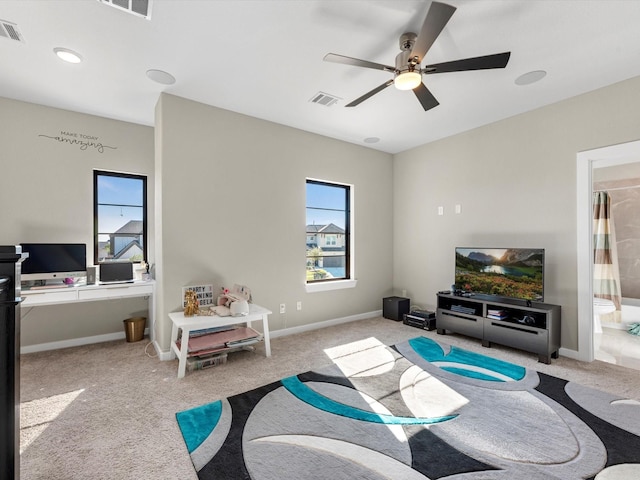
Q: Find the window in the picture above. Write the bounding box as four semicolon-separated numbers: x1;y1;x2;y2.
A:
306;179;350;283
94;170;147;264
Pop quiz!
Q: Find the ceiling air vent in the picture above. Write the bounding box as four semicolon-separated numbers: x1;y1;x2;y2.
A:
310;92;341;107
97;0;152;19
0;20;24;43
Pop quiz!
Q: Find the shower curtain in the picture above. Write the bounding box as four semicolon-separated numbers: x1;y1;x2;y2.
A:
593;190;622;323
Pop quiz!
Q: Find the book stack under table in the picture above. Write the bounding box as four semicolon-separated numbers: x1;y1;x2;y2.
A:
176;326;263;371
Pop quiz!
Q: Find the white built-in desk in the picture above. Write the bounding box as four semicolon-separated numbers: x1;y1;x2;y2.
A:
169;303;272;378
21;281;156;341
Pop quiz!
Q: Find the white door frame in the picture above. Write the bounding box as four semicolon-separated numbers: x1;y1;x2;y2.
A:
576;139;640;361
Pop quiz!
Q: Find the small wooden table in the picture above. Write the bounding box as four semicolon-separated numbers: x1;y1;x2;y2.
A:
169;303;272;378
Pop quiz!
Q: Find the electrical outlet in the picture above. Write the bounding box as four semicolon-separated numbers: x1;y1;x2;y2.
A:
280;303;286;314
297;301;302;311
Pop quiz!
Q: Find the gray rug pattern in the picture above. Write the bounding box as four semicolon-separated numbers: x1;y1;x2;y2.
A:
178;336;640;479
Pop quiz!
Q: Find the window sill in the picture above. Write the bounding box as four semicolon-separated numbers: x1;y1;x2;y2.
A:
305;279;357;293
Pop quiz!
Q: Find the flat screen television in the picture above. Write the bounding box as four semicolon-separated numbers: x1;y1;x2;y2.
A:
20;243;87;282
455;247;545;302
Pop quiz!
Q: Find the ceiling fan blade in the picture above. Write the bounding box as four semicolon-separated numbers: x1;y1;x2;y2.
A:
346;80;394;107
424;52;511;74
413;83;440;111
411;1;457;62
324;53;395;72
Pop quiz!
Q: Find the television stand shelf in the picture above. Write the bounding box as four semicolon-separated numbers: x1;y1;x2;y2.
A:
436;293;561;364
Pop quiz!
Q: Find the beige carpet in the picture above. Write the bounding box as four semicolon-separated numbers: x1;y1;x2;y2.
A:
19;316;640;480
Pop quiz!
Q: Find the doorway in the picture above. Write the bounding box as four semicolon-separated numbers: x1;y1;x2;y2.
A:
577;139;640;365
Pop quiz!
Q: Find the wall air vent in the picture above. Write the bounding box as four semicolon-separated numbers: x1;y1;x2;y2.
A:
97;0;152;19
309;92;341;107
0;20;25;43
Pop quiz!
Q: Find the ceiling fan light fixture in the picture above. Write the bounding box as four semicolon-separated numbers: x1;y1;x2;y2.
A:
394;71;421;90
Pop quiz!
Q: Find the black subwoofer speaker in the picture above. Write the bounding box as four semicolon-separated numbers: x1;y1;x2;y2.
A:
383;296;410;321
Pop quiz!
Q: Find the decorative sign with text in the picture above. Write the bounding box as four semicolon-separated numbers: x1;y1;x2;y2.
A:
38;130;117;153
182;284;215;308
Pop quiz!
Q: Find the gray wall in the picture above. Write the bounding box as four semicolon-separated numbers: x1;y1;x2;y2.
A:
0;94;393;350
393;75;640;351
154;94;394;350
6;73;640;355
0;96;154;346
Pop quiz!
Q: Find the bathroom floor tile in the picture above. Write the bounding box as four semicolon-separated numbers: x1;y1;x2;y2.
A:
597;327;640;371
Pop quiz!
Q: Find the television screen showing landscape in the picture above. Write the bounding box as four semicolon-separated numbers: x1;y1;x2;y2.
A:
455;248;545;301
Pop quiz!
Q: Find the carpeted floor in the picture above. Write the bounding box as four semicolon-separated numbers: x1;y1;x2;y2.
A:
176;335;640;479
20;316;640;479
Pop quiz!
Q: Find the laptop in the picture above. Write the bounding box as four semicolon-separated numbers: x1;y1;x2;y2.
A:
99;263;134;284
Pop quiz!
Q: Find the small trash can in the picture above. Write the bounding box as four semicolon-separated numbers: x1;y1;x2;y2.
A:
123;317;146;342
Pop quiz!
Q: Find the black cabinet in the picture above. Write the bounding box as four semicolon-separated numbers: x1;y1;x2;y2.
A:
1;246;27;480
436;293;561;364
383;296;410;321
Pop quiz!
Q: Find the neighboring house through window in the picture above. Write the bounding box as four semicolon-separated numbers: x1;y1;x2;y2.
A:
306;179;350;283
94;170;147;264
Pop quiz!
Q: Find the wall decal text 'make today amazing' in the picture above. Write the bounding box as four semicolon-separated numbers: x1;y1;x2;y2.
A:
38;130;117;153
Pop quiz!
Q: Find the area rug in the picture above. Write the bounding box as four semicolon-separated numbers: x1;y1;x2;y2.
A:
176;336;640;479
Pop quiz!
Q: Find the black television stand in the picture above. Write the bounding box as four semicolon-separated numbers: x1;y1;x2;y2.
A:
436;293;561;364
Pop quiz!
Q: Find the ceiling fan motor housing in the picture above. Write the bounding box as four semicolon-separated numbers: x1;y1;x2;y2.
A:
394;32;421;90
395;32;419;73
399;32;417;52
396;49;418;73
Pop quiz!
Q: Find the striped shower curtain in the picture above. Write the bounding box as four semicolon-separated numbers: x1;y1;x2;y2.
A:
593;191;622;323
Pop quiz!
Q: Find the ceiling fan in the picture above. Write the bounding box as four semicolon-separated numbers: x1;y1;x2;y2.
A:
323;1;511;111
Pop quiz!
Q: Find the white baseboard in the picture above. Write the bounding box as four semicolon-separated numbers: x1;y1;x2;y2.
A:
558;346;580;361
21;328;151;354
156;345;173;361
21;316;588;367
21;312;382;359
21;314;587;368
154;310;383;360
270;310;382;339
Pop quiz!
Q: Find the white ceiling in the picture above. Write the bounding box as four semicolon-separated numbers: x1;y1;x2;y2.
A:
2;0;640;154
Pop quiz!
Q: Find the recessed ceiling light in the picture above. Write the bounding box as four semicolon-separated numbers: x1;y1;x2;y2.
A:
515;70;547;86
364;137;380;144
146;69;176;85
53;47;82;64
